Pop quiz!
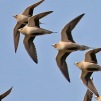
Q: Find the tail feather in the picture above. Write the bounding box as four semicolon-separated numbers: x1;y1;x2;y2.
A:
80;45;95;51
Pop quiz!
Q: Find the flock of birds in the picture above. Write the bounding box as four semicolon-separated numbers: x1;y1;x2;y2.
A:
1;0;101;101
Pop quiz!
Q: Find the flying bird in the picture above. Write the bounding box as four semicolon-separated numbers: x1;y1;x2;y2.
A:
18;11;56;36
13;0;44;53
75;48;101;97
0;87;12;101
18;11;56;64
52;13;93;82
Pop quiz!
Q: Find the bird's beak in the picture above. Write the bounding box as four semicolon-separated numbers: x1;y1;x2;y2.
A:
13;15;16;18
74;62;77;66
52;44;54;47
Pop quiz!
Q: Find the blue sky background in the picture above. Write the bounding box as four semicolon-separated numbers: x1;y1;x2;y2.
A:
0;0;101;101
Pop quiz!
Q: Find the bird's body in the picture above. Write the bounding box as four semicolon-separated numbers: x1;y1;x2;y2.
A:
14;14;29;23
76;61;101;72
75;48;101;97
18;25;53;36
53;41;90;52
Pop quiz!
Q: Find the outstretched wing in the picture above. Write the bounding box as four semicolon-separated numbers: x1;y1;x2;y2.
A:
61;13;84;42
23;35;38;63
13;22;26;53
85;48;101;64
22;0;44;16
80;71;99;97
28;11;53;27
83;89;93;101
0;87;13;100
56;50;71;82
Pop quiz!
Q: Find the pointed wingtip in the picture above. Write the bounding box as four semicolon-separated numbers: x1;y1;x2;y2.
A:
68;79;70;83
79;13;85;18
49;11;53;13
9;87;13;92
82;13;85;16
66;77;70;83
15;49;17;53
35;60;38;64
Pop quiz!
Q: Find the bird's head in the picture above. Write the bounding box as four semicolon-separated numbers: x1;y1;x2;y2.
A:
74;62;81;67
52;44;59;48
13;15;18;19
52;43;63;50
18;28;24;33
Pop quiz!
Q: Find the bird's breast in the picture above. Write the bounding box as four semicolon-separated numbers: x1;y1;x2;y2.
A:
59;41;78;52
25;26;39;35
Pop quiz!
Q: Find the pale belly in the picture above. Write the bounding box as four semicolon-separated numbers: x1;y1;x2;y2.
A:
22;26;40;35
79;62;101;72
58;41;79;51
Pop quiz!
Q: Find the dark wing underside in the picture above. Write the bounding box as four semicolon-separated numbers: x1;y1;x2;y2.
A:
13;23;26;53
22;0;44;16
23;35;38;64
56;50;71;82
0;87;12;100
61;13;84;42
83;88;93;101
28;11;53;27
81;71;99;97
85;48;101;64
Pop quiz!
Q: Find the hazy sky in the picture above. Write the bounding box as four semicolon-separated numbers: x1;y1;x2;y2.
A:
0;0;101;101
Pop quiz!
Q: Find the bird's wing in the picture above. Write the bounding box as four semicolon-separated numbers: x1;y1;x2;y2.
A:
85;48;101;64
22;0;44;16
0;87;12;100
13;22;26;53
56;50;71;82
28;11;53;27
23;35;38;63
83;89;93;101
61;13;84;42
80;71;99;97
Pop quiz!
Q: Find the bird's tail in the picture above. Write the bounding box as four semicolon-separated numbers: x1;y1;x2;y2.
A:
80;45;95;51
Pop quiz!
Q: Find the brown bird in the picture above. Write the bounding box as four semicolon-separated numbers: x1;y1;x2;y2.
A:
0;87;12;101
52;13;93;82
13;0;44;53
18;11;56;63
75;48;101;97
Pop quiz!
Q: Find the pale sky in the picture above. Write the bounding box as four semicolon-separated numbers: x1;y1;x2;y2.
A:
0;0;101;101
